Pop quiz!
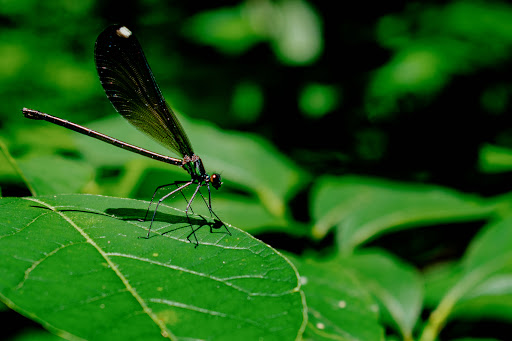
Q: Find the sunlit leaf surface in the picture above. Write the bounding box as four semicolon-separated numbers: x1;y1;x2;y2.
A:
289;255;384;341
0;194;306;340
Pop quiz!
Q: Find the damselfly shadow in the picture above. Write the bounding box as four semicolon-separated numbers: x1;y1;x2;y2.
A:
28;204;225;245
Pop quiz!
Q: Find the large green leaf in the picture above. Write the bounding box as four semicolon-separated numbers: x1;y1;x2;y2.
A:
288;254;384;341
0;194;306;340
311;175;495;252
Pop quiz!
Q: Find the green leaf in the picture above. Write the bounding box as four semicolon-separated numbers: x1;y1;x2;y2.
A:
311;175;495;252
0;194;306;340
289;254;384;341
452;216;512;321
420;216;512;341
344;250;423;340
291;251;421;340
479;144;512;173
209;194;303;235
0;138;35;195
423;261;462;309
17;155;94;195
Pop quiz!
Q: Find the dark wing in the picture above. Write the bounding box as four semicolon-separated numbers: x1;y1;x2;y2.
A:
94;24;194;158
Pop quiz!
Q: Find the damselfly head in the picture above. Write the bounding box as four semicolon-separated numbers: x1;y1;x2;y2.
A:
210;173;222;190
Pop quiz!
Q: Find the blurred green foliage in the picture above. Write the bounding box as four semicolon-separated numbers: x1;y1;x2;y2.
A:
370;1;512;119
299;83;339;118
183;0;323;64
2;0;512;340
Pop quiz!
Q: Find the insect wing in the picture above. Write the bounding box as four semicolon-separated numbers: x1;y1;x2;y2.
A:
94;25;194;158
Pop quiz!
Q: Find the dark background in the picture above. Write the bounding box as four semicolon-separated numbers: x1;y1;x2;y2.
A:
2;1;512;194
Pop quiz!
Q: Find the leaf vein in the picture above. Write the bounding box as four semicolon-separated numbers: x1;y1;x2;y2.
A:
149;298;265;328
23;197;176;340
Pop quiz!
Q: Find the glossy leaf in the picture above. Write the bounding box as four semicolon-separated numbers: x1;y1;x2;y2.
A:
311;175;495;252
17;156;94;196
344;250;423;340
288;254;384;341
0;194;306;340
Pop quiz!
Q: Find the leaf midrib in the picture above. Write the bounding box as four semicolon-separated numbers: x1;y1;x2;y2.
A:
24;197;176;340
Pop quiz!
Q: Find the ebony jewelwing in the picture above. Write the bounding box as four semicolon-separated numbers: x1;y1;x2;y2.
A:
22;24;230;246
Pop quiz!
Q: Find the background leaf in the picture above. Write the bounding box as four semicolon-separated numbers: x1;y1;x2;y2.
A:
343;250;423;341
17;156;94;195
311;176;495;252
479;144;512;174
0;194;306;341
421;216;512;340
288;254;384;341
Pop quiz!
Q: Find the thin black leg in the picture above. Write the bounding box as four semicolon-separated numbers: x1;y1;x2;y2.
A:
140;180;230;246
141;181;191;222
184;183;203;247
176;182;195;215
142;181;193;238
205;184;231;236
197;184;231;236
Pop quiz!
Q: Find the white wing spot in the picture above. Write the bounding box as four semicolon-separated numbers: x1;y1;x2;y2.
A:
117;26;132;38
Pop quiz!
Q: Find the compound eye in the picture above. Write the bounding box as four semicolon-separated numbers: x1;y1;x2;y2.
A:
210;173;222;190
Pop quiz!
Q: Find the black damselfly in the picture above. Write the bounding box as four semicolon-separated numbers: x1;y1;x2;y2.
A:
22;25;230;246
